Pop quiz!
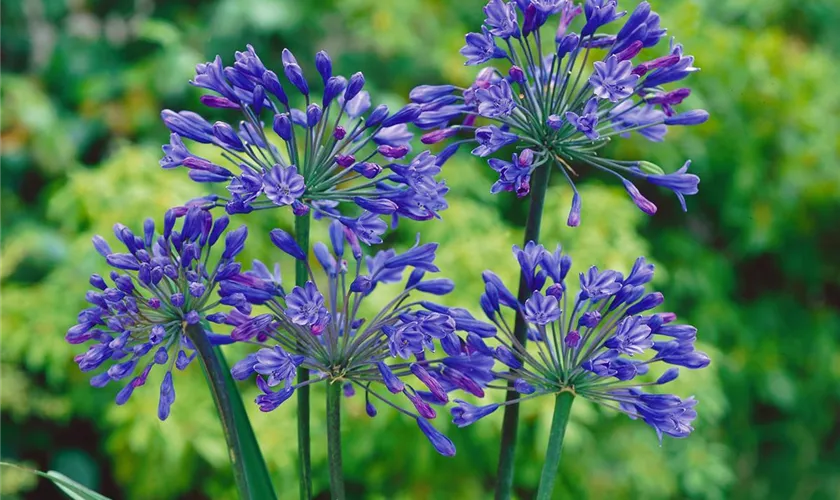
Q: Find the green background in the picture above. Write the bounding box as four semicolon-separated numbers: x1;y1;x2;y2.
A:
2;0;839;498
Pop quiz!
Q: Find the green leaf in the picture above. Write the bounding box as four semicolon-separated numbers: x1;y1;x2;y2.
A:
214;347;277;499
0;462;111;500
183;325;277;500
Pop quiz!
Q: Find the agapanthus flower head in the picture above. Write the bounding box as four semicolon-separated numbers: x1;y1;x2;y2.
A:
67;206;248;420
437;242;710;442
412;0;707;225
161;45;449;245
228;221;487;455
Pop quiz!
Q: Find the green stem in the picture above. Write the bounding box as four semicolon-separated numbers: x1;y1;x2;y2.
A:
495;163;552;500
295;213;313;500
326;382;346;500
185;323;275;499
535;392;575;500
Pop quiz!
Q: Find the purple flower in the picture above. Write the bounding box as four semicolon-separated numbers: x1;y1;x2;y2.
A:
590;55;640;102
162;46;448;241
67;208;246;419
523;291;561;325
484;0;520;39
565;97;601;140
228;223;469;455
424;1;704;223
461;27;508;66
253;345;304;386
285;282;329;331
476;80;516;118
451;400;500;427
472;125;519;157
263;165;305;206
448;242;709;442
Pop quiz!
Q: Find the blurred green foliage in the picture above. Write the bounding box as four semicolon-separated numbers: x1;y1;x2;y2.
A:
2;0;839;498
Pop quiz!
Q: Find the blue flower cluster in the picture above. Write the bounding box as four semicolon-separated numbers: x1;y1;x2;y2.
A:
66;207;246;419
412;0;707;225
161;46;449;244
433;242;710;441
225;221;486;455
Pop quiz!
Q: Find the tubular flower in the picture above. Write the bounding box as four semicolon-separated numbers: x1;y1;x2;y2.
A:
412;0;707;225
160;46;448;245
227;221;482;455
437;242;710;442
66;207;248;420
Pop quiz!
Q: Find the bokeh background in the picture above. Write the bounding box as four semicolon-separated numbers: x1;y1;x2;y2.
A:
2;0;840;498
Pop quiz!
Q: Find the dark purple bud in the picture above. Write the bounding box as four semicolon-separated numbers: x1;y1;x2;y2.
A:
147;297;161;310
377;362;404;394
664;110;709;126
509;65;526;83
329;221;345;257
306;103;322;127
416;418;455;456
222;225;248;259
262;70;288;105
352;162;382;179
616;40;643;61
208;216;230;247
335;154;355;167
106;253;140;271
353;197;398;215
350;275;372;293
567;191;581;227
212;121;245;151
435;143;460;166
92;235;112;257
365;399;377;417
623;179;657;215
185;310;201;324
170;292;185;308
333;126;347;140
409;85;455;103
283;62;309;96
292;201;310;216
189;282;206;297
200;95;239;109
421;128;458;144
579;311;602;328
377;145;409;159
315;50;332;83
366;104;389;128
514;378;536;394
556;33;579;58
381;104;422;127
626;292;664;315
344;72;365;102
273;113;292;141
231;353;257;380
323;76;346;107
115;383;135;405
564;330;581;348
416;279;455;295
89;274;107;290
657;367;680;384
163;209;176;240
410;363;448;403
495;345;522;369
158;371;175;420
269;228;307;260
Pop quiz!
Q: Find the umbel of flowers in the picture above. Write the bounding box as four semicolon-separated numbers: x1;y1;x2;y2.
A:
436;241;709;437
226;221;489;456
161;46;449;245
411;0;707;225
66;206;248;419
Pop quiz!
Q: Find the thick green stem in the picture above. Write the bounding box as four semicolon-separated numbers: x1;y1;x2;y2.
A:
535;392;575;500
495;164;552;500
326;382;345;500
295;213;313;500
185;323;275;499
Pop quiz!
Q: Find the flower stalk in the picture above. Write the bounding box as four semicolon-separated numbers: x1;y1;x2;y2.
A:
535;391;575;500
326;381;345;500
495;164;551;500
295;213;313;500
